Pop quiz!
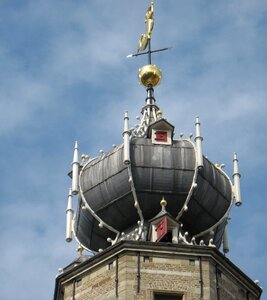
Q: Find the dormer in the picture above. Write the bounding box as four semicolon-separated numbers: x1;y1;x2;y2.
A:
148;198;180;244
147;118;174;145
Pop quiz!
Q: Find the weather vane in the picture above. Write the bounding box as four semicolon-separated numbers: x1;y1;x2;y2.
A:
127;1;172;88
127;1;172;66
137;0;154;55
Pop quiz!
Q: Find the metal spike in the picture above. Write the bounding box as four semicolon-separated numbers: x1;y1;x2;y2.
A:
66;188;74;242
233;152;242;206
72;141;79;195
123;111;131;165
195;117;204;169
223;226;229;254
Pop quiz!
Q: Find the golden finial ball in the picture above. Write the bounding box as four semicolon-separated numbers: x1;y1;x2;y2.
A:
160;197;167;208
77;245;84;255
138;64;162;87
156;110;163;119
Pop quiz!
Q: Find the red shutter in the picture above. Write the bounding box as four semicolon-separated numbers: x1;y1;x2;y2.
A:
155;131;167;142
156;217;168;242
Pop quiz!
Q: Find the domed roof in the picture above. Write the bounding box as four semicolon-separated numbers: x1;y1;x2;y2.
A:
74;133;232;252
66;1;242;255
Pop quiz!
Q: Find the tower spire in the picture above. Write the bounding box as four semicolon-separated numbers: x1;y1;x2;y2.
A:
128;1;169;137
127;0;172;89
135;1;162;88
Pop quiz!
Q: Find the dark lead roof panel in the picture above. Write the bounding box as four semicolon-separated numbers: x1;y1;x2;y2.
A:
75;137;232;251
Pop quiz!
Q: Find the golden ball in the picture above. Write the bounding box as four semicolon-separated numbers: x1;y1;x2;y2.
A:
160;197;167;207
138;64;162;87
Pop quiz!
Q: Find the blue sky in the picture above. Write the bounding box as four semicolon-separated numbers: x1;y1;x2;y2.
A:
0;1;266;299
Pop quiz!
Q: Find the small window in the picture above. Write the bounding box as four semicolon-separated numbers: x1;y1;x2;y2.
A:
154;292;183;300
159;230;172;243
155;131;168;142
75;279;82;287
108;261;114;270
189;259;195;266
143;256;150;263
217;269;222;278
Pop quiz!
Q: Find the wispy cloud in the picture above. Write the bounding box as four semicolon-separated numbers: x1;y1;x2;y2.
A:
0;1;266;299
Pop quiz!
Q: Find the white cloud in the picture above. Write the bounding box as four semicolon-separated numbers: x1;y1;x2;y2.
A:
0;1;266;299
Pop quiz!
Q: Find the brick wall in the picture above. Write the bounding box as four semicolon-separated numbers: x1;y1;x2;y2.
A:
56;243;261;300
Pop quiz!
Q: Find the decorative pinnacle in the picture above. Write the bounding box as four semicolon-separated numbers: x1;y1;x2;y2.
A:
233;152;242;206
72;141;80;195
72;141;79;164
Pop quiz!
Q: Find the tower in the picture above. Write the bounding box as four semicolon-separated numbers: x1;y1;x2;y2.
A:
54;2;262;300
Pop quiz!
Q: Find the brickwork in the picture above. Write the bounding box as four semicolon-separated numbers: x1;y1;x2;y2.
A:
54;243;262;300
209;264;258;300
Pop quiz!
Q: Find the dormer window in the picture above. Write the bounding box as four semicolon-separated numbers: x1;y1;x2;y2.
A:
155;130;168;143
156;216;168;242
152;129;172;145
147;118;174;145
148;198;180;244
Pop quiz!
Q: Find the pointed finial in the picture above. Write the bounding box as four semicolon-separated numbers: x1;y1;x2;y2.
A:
123;111;131;164
72;141;80;195
223;226;229;254
65;188;74;243
195;117;204;169
233;152;242;206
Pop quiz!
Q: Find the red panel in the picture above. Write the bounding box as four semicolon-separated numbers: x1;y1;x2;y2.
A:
156;217;168;242
155;131;167;142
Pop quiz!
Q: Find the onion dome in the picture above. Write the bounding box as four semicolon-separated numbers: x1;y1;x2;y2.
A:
66;1;242;255
74;115;233;252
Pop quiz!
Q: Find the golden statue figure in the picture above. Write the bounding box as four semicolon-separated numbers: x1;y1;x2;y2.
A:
137;1;154;53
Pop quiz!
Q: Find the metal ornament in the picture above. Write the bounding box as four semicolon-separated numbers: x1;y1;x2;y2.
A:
138;64;162;87
65;188;74;242
137;1;154;53
195;117;204;169
233;152;242;206
64;1;243;257
123;111;131;164
71;141;80;195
